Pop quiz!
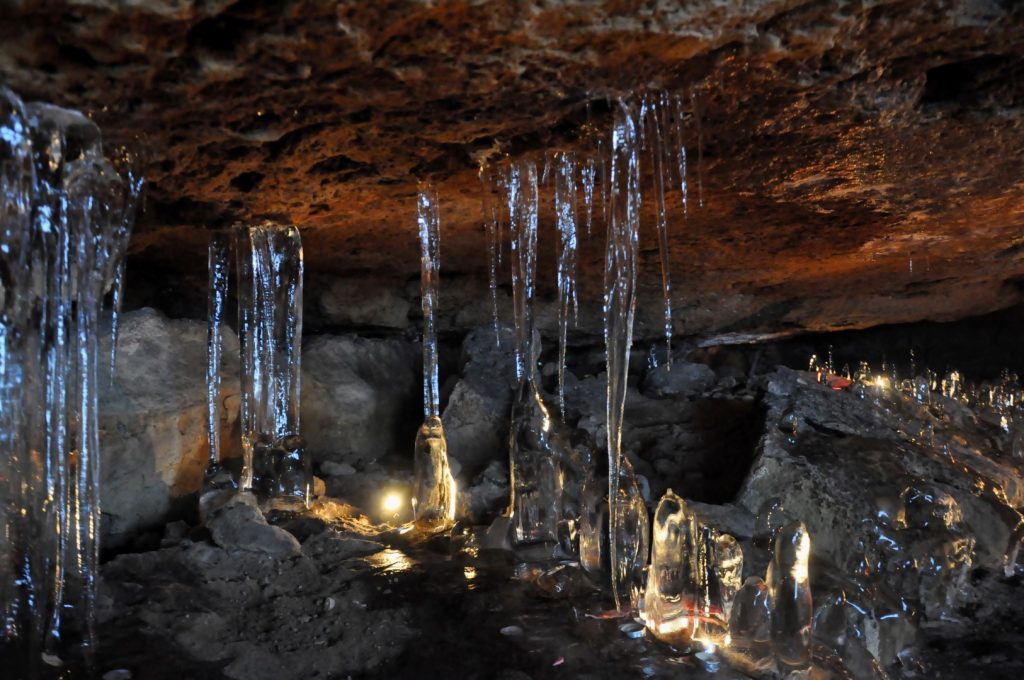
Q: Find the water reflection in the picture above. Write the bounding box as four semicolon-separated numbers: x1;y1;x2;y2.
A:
363;548;418;575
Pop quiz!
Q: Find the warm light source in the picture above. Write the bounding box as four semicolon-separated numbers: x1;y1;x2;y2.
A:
382;491;404;515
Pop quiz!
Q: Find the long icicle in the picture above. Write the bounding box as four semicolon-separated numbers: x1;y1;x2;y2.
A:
643;93;673;368
206;232;230;471
480;165;501;347
605;99;641;610
554;152;579;418
418;183;442;419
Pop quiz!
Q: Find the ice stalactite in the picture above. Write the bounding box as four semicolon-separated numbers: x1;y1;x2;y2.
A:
604;98;645;610
641;93;674;368
480;165;502;347
0;86;140;669
413;184;456;529
504;159;590;553
553;151;578;418
234;223;308;504
204;231;233;489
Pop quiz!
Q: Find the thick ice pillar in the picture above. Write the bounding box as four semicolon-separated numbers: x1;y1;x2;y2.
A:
235;223;308;503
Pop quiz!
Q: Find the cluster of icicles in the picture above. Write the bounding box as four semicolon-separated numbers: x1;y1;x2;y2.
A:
470;96;821;669
0;87;143;670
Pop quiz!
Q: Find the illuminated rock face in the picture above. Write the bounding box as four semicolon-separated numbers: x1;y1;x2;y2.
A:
3;2;1023;338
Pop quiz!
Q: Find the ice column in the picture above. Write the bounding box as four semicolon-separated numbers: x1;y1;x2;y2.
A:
605;98;644;609
235;223;308;503
1;87;140;667
412;184;456;528
204;232;233;489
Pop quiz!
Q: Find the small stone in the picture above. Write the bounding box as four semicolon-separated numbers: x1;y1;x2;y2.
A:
500;625;524;636
206;493;301;557
102;671;132;680
321;461;356;476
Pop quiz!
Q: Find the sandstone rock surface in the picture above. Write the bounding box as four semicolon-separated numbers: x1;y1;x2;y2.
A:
99;307;240;546
3;1;1022;337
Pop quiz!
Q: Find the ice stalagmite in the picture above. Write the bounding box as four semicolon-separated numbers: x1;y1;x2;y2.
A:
1;87;139;670
204;232;233;489
604;99;645;609
768;520;813;669
554;151;578;418
235;223;308;503
413;184;456;529
641;490;698;645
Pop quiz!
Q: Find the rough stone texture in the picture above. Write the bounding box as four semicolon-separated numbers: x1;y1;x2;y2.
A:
2;1;1022;338
735;365;1024;666
301;334;420;465
441;326;518;475
99;307;240;547
206;493;302;557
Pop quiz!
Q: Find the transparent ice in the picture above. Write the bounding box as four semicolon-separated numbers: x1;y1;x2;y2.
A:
767;520;814;669
413;184;456;529
0;87;140;668
604;98;642;609
235;223;307;502
553;151;578;418
204;231;233;489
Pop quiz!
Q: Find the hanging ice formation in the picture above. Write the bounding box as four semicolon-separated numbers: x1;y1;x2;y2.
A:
604;98;645;610
479;164;502;347
412;184;457;529
0;87;142;669
204;232;233;490
234;223;308;503
553;151;578;418
501;159;590;553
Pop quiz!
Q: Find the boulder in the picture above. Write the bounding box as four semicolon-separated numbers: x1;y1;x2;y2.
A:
301;335;419;465
442;326;518;475
736;367;1024;660
314;275;410;329
99;308;240;547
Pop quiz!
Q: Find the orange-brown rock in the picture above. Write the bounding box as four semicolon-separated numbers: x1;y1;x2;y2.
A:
2;0;1023;339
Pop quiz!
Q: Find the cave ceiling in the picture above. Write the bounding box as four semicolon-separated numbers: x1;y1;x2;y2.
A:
2;0;1024;340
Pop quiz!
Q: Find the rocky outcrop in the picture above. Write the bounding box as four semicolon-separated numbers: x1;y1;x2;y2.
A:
301;334;420;466
441;326;518;475
99;307;240;547
3;1;1023;338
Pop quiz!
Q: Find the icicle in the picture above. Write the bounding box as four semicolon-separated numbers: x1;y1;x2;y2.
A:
480;166;501;347
235;223;307;503
691;89;705;209
554;151;578;418
580;154;596;237
507;161;538;383
205;232;230;478
605;99;643;610
106;144;144;385
413;184;456;529
418;185;441;419
642;94;673;368
669;93;689;217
